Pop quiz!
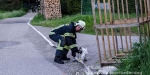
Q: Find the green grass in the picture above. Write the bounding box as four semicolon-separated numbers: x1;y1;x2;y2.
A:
31;10;138;35
0;8;27;20
0;10;6;13
31;14;95;34
115;41;150;75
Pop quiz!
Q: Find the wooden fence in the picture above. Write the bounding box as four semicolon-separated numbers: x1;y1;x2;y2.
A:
91;0;150;67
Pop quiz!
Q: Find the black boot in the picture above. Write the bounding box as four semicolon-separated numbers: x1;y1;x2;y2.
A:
54;56;64;64
61;48;70;60
61;56;70;60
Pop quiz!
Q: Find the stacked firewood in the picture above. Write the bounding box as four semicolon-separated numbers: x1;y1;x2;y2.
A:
44;0;62;19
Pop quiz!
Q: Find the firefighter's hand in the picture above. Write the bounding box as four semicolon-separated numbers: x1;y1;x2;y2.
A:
78;47;82;54
71;49;79;57
71;47;81;57
77;49;82;54
71;51;76;57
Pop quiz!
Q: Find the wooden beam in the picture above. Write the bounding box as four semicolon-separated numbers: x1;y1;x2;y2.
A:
101;58;121;66
94;23;139;29
94;17;149;26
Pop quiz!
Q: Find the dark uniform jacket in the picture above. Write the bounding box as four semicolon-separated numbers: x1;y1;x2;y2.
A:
49;22;79;57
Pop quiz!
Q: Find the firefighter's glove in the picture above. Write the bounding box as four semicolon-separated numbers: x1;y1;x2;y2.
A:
75;49;82;54
71;49;76;57
78;47;82;54
71;49;78;57
78;50;82;54
72;49;82;57
71;50;76;57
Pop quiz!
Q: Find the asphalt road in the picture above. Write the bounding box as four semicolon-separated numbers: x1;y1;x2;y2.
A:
0;13;64;75
0;13;139;75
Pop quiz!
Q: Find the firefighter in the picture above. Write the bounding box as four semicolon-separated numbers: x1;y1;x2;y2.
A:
49;20;86;64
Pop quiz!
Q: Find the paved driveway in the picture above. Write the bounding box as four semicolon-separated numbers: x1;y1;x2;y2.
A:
0;13;64;75
0;13;139;75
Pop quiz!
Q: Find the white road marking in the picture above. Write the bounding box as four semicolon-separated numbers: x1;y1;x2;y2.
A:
27;18;54;47
27;18;94;75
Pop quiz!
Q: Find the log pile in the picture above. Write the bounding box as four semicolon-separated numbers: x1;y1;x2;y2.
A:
41;0;62;19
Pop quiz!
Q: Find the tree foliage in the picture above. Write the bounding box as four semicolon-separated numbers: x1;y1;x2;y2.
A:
97;0;136;13
60;0;81;15
0;0;81;14
0;0;40;11
0;0;21;11
113;0;136;13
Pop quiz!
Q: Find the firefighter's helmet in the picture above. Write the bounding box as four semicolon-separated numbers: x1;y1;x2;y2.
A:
75;20;86;30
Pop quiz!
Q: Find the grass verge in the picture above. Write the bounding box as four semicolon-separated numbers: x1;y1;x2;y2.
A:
31;10;137;35
0;8;27;20
31;14;95;34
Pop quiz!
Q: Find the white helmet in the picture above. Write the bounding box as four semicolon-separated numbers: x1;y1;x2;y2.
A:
75;20;86;29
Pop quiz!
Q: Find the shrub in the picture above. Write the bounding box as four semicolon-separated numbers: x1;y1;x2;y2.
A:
118;40;150;75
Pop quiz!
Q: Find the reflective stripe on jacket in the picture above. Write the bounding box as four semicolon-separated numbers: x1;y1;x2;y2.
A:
49;22;77;50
